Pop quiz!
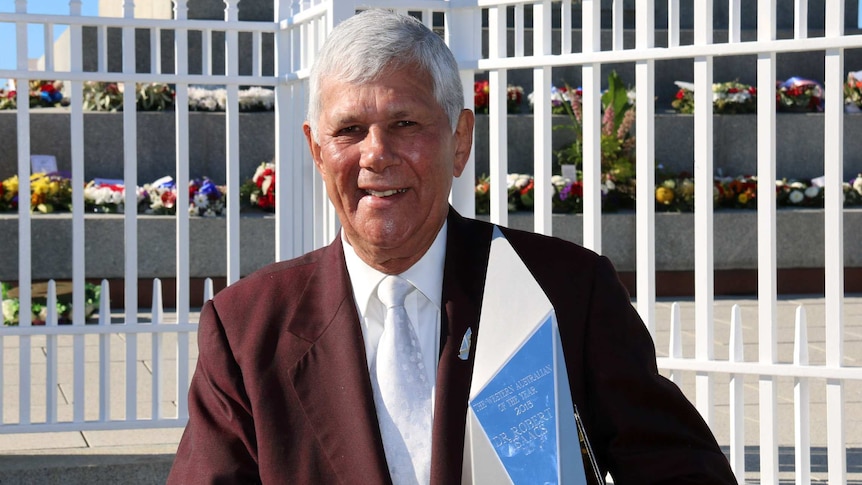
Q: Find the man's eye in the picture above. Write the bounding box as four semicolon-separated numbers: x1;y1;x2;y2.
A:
396;120;417;128
336;126;362;135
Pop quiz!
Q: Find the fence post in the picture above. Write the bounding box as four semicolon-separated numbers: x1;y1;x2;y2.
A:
794;305;811;485
729;304;745;481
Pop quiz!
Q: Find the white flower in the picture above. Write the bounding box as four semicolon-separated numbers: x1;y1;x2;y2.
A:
804;186;820;198
2;299;18;324
194;193;210;209
789;190;804;204
551;175;569;188
239;87;275;110
853;176;862;195
790;181;806;190
506;173;531;190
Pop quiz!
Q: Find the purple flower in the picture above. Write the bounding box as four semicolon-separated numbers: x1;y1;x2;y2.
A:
198;179;220;199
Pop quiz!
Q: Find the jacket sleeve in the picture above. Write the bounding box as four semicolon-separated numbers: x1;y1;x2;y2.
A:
581;256;737;484
167;300;262;485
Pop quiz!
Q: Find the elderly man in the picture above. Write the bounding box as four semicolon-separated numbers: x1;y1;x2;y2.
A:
168;9;736;485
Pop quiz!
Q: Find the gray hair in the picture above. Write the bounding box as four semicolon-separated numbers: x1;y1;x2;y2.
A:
306;9;464;140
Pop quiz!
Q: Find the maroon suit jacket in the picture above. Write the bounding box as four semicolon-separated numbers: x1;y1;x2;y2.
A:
168;209;736;484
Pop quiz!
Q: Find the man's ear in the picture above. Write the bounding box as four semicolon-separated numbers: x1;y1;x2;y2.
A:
452;109;475;178
303;122;325;175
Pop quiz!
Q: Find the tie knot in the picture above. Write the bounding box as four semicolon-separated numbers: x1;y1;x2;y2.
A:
377;275;413;309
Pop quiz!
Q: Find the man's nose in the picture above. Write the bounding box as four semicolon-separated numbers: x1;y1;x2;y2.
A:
359;127;398;172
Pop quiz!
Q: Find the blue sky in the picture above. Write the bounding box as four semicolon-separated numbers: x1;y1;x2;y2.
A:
0;0;100;87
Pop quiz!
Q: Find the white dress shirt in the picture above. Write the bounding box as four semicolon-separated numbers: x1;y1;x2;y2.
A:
342;222;446;406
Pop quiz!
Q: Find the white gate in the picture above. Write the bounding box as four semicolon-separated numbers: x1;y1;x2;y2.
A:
3;1;862;483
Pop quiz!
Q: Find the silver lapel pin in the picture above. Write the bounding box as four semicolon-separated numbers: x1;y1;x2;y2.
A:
458;327;472;361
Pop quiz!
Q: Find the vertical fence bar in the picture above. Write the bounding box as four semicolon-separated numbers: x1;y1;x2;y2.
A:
225;1;241;285
668;0;680;47
151;279;164;420
693;0;715;429
446;6;480;218
532;1;552;236
488;6;508;227
824;0;846;482
98;25;107;72
43;21;54;71
69;0;87;426
202;29;211;76
150;27;159;74
122;0;139;423
514;4;524;57
612;0;624;50
757;0;779;480
252;31;261;77
173;0;192;422
729;0;741;43
203;278;214;302
98;280;112;422
275;0;299;260
795;0;808;39
635;0;656;335
45;281;58;424
15;0;32;428
794;306;811;485
560;0;572;54
581;0;601;250
668;302;682;386
728;304;745;480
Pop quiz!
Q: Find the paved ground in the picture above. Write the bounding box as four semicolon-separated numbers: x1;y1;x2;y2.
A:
0;295;860;484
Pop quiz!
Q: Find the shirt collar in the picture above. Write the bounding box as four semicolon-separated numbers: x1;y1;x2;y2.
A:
343;222;448;316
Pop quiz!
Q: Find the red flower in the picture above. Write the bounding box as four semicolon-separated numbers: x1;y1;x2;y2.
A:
161;191;176;208
520;180;534;196
675;89;685;100
474;91;488;109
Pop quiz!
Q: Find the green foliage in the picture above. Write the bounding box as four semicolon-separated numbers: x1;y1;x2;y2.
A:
554;71;636;187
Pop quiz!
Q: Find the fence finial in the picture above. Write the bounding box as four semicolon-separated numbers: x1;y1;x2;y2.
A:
224;0;240;22
173;0;188;21
123;0;135;18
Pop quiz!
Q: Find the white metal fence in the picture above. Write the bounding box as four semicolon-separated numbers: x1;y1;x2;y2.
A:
3;0;862;483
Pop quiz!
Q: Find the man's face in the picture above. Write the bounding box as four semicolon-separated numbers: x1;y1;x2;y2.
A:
304;66;474;273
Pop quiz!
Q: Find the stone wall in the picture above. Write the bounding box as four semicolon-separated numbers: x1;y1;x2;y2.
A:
3;111;860;185
0;111;276;185
1;210;860;281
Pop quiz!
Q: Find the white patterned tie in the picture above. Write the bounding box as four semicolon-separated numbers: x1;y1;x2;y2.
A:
372;275;433;485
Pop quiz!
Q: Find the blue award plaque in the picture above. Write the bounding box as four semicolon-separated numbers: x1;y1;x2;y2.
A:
463;228;601;485
470;314;560;484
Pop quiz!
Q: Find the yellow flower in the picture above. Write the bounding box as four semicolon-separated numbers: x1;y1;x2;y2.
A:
680;179;695;197
656;186;675;205
2;175;18;199
738;193;749;205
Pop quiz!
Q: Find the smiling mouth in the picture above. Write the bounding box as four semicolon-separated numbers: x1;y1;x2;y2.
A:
365;188;408;197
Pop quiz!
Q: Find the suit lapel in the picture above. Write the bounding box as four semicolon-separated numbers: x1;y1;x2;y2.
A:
430;209;494;485
288;237;392;484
